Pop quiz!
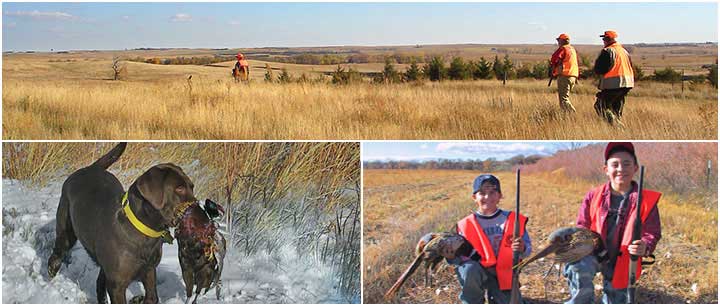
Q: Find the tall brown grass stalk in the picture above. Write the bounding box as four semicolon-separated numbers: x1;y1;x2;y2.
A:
3;78;716;140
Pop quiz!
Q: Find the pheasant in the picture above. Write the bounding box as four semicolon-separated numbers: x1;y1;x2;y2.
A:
513;227;605;272
384;232;472;300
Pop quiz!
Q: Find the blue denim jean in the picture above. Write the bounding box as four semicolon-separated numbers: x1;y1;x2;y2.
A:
453;260;515;304
563;255;628;304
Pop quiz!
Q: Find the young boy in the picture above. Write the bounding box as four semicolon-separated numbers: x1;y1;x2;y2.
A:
564;142;662;303
451;174;532;303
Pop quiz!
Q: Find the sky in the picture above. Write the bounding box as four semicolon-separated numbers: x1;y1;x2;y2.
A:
2;2;717;51
362;141;593;162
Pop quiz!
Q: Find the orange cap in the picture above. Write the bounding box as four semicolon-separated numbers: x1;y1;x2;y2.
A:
557;33;570;40
236;52;244;60
600;30;618;39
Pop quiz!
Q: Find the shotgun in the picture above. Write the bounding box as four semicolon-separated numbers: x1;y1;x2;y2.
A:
627;166;645;303
509;169;522;304
547;62;556;87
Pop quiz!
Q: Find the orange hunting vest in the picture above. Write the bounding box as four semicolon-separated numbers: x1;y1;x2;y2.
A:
457;212;528;290
555;45;579;77
600;43;634;89
588;184;661;289
237;60;249;67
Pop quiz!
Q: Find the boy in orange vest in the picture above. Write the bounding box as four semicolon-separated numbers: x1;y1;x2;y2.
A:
451;174;532;303
550;33;579;112
564;142;661;303
593;31;635;126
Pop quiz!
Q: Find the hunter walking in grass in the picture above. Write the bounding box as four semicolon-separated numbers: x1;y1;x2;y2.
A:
550;33;579;112
593;31;635;126
450;174;532;303
234;52;250;82
564;142;661;303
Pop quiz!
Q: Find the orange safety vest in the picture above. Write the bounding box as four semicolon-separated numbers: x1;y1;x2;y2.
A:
588;184;661;289
237;59;249;67
601;43;634;89
554;45;579;77
457;212;528;290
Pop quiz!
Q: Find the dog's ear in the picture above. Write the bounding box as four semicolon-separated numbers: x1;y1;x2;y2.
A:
135;166;168;210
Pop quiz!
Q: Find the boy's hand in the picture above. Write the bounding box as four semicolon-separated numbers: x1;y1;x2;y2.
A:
627;239;647;256
511;237;525;253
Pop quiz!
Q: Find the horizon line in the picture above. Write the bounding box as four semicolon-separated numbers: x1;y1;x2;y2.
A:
5;41;719;53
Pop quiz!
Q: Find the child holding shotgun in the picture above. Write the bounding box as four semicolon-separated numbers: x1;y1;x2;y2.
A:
564;142;662;303
451;174;532;303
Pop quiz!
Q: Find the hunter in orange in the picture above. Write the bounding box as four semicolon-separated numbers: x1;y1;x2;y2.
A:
549;33;579;112
563;142;662;303
233;52;250;81
593;30;635;126
451;174;533;303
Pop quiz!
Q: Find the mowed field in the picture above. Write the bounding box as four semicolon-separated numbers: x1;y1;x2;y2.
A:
363;169;718;304
2;45;717;140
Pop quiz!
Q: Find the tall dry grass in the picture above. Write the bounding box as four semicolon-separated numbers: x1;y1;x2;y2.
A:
2;142;361;299
363;169;717;304
3;77;716;140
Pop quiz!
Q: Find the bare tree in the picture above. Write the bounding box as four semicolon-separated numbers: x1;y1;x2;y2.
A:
112;56;126;80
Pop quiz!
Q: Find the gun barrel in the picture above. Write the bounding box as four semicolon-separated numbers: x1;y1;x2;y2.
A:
627;165;645;303
510;169;522;304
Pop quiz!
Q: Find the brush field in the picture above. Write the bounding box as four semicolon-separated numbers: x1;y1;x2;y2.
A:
363;169;718;304
3;46;717;140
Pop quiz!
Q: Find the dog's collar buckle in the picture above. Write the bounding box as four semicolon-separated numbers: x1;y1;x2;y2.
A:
121;191;172;243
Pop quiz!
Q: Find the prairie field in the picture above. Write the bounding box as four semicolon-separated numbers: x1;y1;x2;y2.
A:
363;169;718;304
3;49;717;140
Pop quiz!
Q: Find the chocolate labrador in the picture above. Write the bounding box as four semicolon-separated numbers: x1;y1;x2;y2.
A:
175;199;226;303
47;142;198;303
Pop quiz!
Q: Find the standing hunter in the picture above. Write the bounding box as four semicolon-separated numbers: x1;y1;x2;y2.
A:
234;52;250;81
550;33;579;112
593;30;635;126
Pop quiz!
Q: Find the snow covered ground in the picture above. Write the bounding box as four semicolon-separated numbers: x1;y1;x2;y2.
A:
2;179;358;304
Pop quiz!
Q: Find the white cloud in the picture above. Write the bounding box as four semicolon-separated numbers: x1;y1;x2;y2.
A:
3;22;16;28
5;10;76;21
527;21;548;31
171;13;192;22
362;155;440;162
229;20;242;25
420;144;429;149
436;142;552;156
121;15;130;21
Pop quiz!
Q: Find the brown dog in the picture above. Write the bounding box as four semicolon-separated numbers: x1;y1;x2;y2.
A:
175;200;226;303
47;142;198;303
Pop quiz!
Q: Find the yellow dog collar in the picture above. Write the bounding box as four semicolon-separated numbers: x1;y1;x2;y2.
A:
121;191;169;239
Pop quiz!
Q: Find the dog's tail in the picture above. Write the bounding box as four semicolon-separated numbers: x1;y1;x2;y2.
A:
90;142;127;170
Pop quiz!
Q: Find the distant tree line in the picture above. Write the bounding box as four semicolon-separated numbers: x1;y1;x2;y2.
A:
650;66;716;86
126;51;717;88
127;55;236;65
373;54;557;84
270;52;429;65
363;154;544;172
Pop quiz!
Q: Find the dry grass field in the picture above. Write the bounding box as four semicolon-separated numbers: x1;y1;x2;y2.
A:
363;169;718;304
3;46;717;140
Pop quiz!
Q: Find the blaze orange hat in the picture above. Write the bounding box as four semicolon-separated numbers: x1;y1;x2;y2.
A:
557;33;570;40
236;52;244;60
600;30;618;39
